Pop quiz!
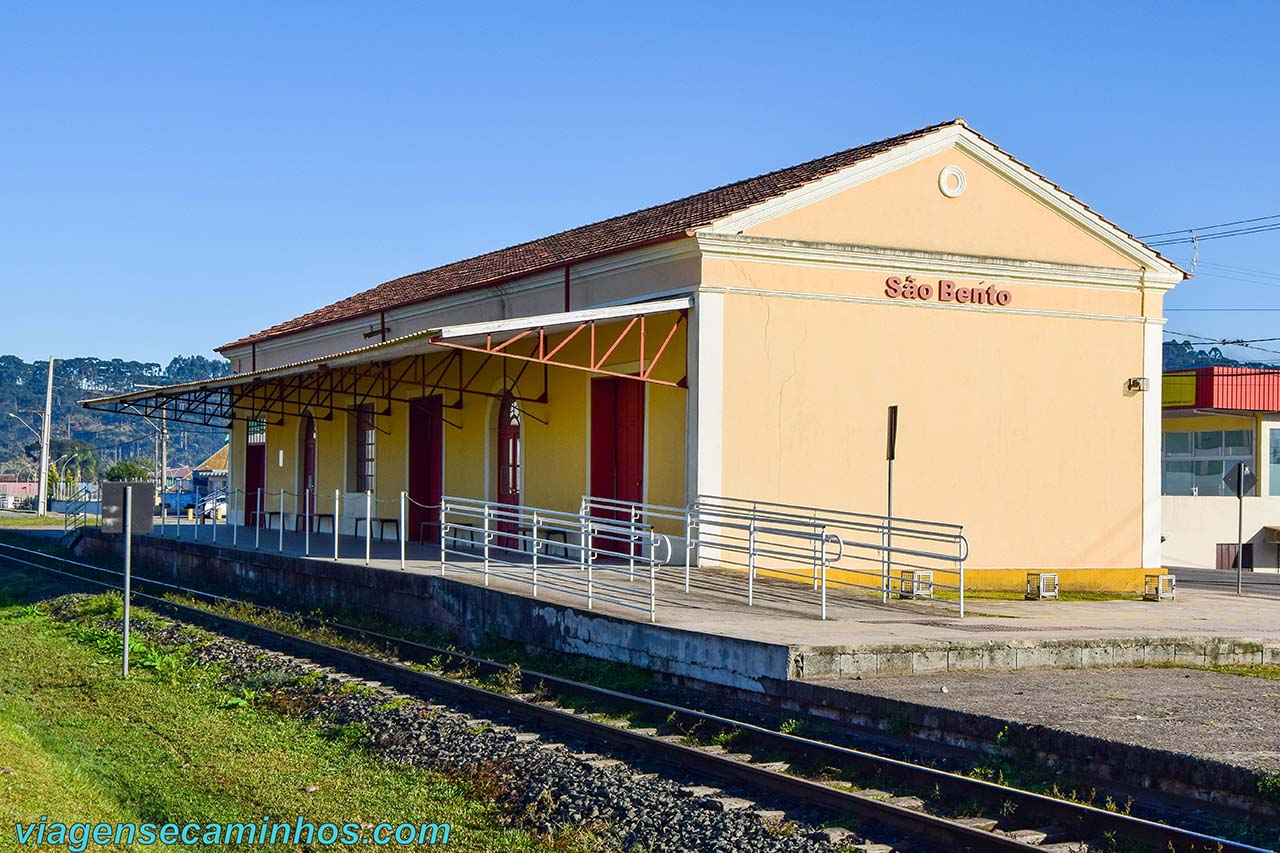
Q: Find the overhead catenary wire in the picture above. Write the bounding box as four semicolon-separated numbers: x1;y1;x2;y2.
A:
1140;213;1280;244
1164;328;1280;359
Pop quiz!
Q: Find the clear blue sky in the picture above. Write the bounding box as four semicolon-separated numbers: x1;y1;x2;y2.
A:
3;2;1278;365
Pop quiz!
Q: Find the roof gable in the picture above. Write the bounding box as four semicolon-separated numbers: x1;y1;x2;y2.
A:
710;123;1184;280
194;443;229;473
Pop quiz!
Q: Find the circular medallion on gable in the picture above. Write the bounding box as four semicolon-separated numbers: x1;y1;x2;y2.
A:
938;165;967;198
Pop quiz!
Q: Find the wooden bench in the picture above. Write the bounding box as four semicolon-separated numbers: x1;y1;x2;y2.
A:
442;525;570;557
355;516;400;541
311;513;335;533
526;526;570;558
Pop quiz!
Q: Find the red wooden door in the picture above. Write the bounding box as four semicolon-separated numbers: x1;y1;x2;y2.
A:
244;443;266;527
590;378;644;554
614;381;644;505
409;396;444;542
495;391;520;548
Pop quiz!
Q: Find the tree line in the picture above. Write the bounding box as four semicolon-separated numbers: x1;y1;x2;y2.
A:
0;354;230;483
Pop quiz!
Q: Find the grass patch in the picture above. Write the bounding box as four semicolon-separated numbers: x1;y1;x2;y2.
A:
0;572;565;852
1145;661;1280;681
0;514;65;528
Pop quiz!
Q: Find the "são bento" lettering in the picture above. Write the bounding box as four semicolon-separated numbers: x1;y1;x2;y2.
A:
884;275;1012;306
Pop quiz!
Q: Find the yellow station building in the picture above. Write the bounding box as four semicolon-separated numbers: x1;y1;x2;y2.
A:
89;119;1187;591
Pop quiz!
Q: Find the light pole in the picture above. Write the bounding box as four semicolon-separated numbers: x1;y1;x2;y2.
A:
37;357;54;516
51;453;73;502
123;403;167;520
8;412;40;440
131;387;168;522
8;411;48;514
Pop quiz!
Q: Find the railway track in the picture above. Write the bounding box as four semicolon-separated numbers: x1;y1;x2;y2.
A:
0;540;1270;853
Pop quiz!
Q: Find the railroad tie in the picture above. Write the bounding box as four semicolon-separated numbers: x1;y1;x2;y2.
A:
1003;828;1049;844
706;797;754;812
884;795;925;811
808;827;856;844
678;785;720;798
751;761;790;773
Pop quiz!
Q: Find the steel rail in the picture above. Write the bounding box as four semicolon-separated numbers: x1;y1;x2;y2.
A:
0;541;1267;853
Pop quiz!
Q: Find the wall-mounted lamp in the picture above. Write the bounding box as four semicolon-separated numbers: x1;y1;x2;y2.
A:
1126;377;1150;392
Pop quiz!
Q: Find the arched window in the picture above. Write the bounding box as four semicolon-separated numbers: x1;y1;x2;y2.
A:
496;390;521;506
298;413;316;515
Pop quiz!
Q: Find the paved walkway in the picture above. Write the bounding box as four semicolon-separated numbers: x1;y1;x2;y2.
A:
151;520;1280;651
1176;566;1280;598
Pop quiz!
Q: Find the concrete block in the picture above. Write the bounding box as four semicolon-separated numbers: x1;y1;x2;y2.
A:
910;647;950;674
874;651;916;675
946;645;990;671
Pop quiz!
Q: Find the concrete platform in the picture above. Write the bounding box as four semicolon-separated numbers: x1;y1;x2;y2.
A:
58;522;1280;690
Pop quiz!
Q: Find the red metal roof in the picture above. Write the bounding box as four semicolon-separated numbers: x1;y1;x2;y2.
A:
1175;367;1280;413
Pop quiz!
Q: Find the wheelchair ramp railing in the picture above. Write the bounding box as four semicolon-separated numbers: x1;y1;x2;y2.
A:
62;483;98;532
581;493;969;619
439;496;669;622
694;495;969;617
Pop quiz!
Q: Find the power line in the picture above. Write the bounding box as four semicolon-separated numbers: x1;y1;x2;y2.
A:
1147;222;1280;247
1164;331;1280;344
1189;260;1280;282
1140;213;1280;240
1166;261;1280;290
1163;329;1280;357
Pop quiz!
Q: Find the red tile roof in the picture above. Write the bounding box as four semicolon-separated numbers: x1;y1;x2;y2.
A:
194;444;229;473
220;119;962;350
221;118;1184;351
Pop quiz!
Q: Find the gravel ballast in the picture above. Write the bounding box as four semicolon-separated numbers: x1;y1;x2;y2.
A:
50;596;858;853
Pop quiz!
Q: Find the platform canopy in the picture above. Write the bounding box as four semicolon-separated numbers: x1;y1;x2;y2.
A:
82;298;691;429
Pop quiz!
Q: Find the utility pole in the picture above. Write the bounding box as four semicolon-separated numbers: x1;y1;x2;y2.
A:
36;356;54;517
1237;463;1246;596
161;410;168;525
130;386;169;518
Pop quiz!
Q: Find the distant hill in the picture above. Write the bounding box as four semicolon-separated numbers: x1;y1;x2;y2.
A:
0;355;230;481
1163;339;1270;372
0;343;1257;482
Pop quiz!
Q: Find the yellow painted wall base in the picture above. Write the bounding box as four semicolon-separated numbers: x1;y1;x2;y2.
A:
962;567;1167;593
745;564;1167;594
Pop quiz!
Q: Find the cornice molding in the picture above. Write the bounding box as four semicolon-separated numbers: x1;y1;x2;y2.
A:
696;232;1181;291
695;283;1161;326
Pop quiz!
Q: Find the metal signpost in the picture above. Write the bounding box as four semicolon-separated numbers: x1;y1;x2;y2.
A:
883;405;898;603
1226;462;1256;595
102;481;154;678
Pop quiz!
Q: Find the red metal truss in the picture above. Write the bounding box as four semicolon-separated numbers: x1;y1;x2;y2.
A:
82;308;685;430
428;309;688;387
82;349;549;431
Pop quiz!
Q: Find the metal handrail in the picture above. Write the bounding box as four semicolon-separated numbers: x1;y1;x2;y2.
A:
62;483;96;532
583;492;968;619
695;497;968;553
697;493;964;532
440;495;660;622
